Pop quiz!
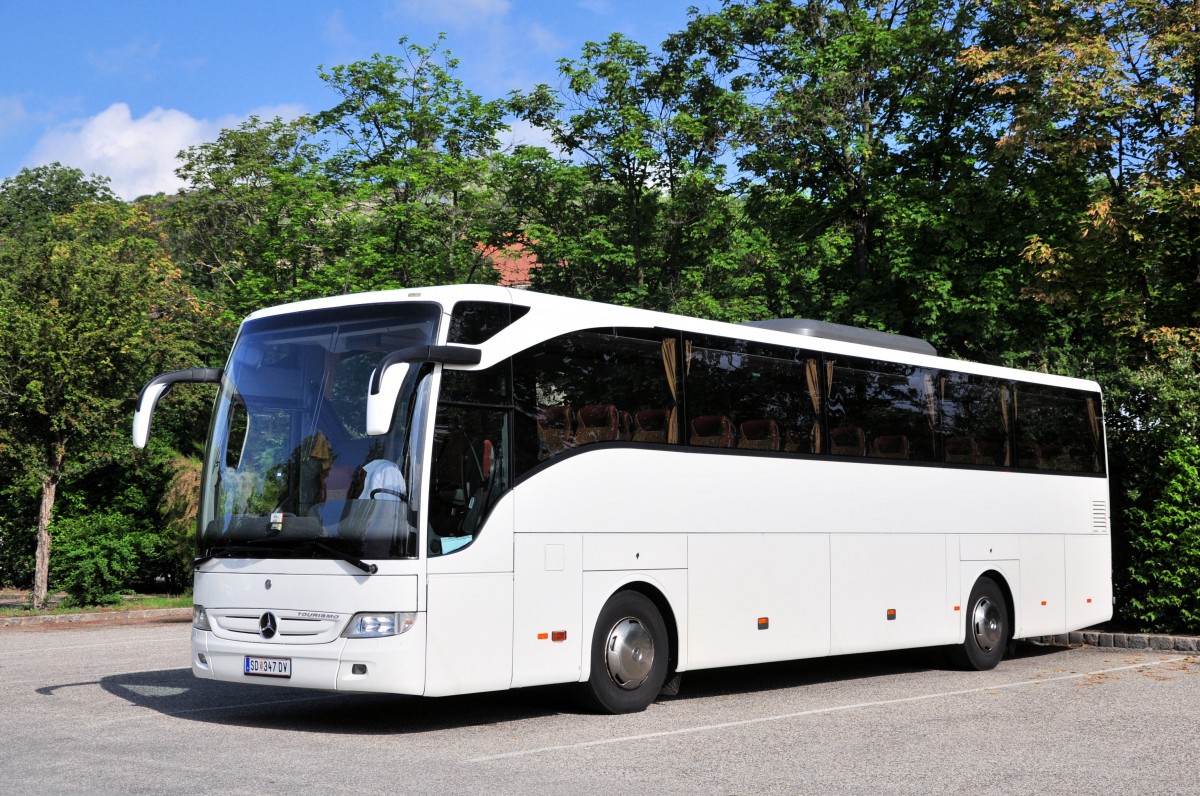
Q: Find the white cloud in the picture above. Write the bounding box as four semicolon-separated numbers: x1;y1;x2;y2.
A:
27;103;215;199
323;10;359;50
25;103;305;200
526;22;568;56
578;0;613;14
498;117;561;155
85;39;163;81
389;0;511;28
0;96;30;137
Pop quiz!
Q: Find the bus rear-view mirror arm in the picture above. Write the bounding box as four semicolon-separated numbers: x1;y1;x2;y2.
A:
366;345;482;436
132;368;223;449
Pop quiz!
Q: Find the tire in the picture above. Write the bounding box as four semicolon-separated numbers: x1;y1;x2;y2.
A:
582;590;669;714
949;576;1010;671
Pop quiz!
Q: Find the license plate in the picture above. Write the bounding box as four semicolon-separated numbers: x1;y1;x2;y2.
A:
244;655;291;678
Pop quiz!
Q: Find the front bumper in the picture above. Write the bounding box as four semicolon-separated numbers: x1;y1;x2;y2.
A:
191;615;427;695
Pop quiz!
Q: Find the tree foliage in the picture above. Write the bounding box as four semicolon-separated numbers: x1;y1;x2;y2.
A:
0;169;204;607
0;20;1197;627
168;37;511;322
508;32;776;320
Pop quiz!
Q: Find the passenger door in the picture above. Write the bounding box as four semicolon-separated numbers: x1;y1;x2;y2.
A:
423;395;518;697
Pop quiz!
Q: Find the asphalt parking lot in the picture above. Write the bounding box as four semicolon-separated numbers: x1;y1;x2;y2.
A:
1;618;1196;795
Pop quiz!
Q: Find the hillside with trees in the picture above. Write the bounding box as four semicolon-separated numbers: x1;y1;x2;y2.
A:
0;0;1196;630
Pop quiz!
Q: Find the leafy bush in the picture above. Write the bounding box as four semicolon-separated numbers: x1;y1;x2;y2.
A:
50;511;153;607
1125;440;1200;633
155;454;203;591
1105;345;1200;633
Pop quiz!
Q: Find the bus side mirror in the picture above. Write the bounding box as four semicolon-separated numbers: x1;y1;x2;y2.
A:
132;368;223;449
366;361;411;436
365;345;481;437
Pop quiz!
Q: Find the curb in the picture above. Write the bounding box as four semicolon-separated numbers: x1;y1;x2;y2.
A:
0;607;191;629
1027;630;1200;652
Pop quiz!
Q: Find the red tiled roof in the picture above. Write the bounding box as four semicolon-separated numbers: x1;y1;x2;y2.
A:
478;242;538;287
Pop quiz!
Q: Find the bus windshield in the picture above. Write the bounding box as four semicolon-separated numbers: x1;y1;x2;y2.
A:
198;303;440;562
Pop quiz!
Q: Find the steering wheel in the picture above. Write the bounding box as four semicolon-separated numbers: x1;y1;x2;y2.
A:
370;487;406;500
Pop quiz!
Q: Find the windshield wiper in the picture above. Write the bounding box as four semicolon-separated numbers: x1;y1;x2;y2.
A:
195;536;379;575
241;536;379;575
299;539;378;575
193;544;268;568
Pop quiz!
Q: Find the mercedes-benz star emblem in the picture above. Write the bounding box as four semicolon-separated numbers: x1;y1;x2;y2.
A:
259;612;278;639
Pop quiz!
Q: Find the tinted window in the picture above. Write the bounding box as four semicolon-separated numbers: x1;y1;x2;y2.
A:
429;370;513;556
1014;387;1104;473
940;374;1011;466
684;336;819;453
440;359;512;406
826;357;938;462
512;329;678;475
447;301;529;345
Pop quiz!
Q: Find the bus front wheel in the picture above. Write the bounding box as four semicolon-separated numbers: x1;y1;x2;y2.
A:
583;591;669;714
950;576;1009;671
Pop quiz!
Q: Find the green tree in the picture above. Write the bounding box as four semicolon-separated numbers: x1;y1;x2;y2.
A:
0;180;201;608
966;0;1200;629
168;38;513;317
964;0;1200;349
0;163;116;232
1125;438;1200;632
311;36;510;290
1104;335;1200;629
168;116;336;321
668;0;1090;360
508;32;771;318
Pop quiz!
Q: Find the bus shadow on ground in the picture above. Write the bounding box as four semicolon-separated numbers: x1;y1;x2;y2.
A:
85;642;1065;734
663;640;1064;704
90;668;568;734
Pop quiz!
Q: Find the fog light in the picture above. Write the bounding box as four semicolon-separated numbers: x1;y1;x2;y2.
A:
352;664;367;675
197;653;208;665
343;611;416;638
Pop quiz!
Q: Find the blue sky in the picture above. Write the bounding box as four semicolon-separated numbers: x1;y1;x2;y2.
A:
1;0;710;199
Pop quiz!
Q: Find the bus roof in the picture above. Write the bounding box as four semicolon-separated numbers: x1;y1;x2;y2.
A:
243;284;1102;393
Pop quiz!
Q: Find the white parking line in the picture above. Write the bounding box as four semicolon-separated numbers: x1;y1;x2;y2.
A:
468;659;1172;763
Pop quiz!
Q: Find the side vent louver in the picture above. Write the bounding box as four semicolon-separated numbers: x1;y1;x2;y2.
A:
1092;501;1108;532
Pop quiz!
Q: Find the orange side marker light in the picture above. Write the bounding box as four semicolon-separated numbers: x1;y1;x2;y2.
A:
537;632;549;640
551;630;567;642
757;617;769;630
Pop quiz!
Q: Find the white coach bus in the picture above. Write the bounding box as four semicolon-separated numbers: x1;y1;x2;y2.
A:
133;285;1111;713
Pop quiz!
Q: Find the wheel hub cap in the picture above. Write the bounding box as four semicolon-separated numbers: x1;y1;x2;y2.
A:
972;597;1002;652
605;617;655;690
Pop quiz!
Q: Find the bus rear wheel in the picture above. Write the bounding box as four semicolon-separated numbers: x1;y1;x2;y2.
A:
950;576;1009;671
583;591;669;714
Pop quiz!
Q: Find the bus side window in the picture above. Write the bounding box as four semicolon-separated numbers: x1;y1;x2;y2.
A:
430;360;513;556
512;329;679;477
826;358;938;463
939;374;1011;467
683;336;818;456
428;405;510;556
1013;387;1104;474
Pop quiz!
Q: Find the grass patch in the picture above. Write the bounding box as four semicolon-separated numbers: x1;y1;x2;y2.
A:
0;594;191;617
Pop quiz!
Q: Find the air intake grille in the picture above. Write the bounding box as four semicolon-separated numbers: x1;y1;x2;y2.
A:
210;609;346;644
1092;501;1109;532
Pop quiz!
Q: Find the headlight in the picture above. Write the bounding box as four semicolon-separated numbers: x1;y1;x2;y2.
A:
343;611;416;638
192;605;212;631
